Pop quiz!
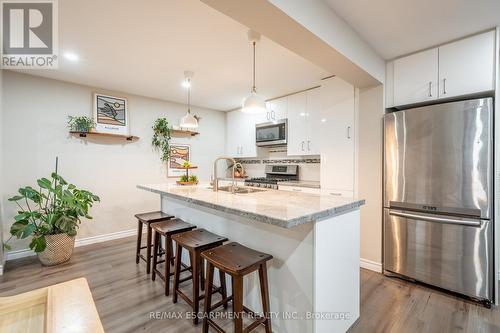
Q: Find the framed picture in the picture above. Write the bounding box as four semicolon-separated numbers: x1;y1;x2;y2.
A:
168;144;191;178
93;93;128;135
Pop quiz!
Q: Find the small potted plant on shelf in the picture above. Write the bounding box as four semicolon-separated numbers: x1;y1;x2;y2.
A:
68;115;96;133
151;118;172;162
3;159;100;266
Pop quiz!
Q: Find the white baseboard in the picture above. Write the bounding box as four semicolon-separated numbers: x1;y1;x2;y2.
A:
5;228;136;261
75;228;136;247
360;258;382;273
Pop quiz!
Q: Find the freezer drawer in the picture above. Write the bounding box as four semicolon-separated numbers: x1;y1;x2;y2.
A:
383;208;493;301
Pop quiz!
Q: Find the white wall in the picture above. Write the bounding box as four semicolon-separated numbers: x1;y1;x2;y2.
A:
0;69;4;273
1;71;226;252
358;85;384;266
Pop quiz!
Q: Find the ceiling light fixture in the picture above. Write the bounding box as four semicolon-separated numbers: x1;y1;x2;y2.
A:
179;71;198;129
63;52;79;62
242;30;266;114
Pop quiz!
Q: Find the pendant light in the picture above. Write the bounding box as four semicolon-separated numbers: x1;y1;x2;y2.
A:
242;30;266;114
179;71;198;129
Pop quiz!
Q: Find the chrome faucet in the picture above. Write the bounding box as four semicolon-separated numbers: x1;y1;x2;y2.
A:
212;157;236;193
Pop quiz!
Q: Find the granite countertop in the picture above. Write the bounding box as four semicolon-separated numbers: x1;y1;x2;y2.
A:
278;180;321;189
137;183;364;228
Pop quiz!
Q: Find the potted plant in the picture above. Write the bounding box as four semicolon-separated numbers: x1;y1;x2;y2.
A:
176;161;199;185
152;118;172;162
3;163;100;266
68;115;96;133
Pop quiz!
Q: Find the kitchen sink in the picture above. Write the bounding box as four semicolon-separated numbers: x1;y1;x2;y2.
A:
207;185;266;194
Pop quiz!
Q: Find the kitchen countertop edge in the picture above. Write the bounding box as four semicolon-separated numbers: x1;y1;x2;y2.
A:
137;184;365;229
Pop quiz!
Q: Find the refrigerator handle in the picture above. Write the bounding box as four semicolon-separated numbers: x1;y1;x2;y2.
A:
389;210;482;227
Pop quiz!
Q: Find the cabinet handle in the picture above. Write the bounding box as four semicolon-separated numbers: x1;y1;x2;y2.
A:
307;140;311;151
347;126;351;139
240;146;243;155
301;141;305;151
330;192;342;196
292;188;302;192
271;110;276;120
428;82;432;97
443;78;447;95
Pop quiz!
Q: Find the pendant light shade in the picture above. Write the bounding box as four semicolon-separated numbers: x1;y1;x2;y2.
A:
242;30;266;114
242;91;266;114
179;71;198;129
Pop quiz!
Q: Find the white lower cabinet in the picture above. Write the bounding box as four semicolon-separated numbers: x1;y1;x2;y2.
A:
278;185;320;194
320;188;354;198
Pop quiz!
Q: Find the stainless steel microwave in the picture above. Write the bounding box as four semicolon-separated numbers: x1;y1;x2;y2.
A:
256;119;287;147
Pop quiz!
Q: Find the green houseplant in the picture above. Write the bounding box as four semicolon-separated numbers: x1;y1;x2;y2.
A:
67;115;96;133
4;160;100;266
152;118;172;162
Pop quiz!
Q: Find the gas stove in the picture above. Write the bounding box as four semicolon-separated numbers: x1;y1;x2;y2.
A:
244;165;299;190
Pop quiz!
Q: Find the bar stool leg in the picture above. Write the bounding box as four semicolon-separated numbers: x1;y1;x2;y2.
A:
259;264;272;333
192;251;200;325
219;270;228;309
233;276;244;333
151;231;160;281
202;262;214;333
170;241;175;266
135;221;142;264
200;257;205;291
172;244;183;304
146;226;153;274
164;236;172;296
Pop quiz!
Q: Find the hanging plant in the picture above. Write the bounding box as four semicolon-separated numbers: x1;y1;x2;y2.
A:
152;118;172;162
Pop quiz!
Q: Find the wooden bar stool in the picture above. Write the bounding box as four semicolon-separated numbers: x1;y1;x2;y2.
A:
202;242;273;333
135;211;174;274
172;229;228;325
151;218;196;296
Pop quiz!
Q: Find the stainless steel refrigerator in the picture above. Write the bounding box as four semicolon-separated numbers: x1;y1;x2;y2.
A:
383;97;494;305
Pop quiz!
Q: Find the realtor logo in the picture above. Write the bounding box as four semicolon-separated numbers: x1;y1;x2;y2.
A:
1;0;58;68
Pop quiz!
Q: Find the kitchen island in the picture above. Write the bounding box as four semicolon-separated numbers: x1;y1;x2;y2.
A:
137;183;364;333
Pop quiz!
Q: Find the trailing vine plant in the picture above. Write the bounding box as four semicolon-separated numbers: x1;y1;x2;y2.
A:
152;118;172;162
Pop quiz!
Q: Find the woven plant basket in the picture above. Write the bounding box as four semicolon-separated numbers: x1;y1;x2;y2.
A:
37;233;76;266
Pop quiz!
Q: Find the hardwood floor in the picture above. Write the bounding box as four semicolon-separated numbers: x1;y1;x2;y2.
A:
1;236;499;333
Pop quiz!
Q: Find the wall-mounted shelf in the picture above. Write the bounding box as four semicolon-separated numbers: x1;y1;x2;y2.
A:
171;129;199;137
69;131;140;141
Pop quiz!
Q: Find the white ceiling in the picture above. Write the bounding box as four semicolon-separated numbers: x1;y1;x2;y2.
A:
324;0;500;59
19;0;329;111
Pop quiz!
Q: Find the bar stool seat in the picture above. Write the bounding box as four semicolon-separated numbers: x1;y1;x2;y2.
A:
172;229;228;325
202;242;273;333
151;218;196;296
135;211;174;274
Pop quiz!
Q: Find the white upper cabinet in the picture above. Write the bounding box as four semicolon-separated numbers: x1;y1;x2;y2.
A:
438;31;495;98
256;97;288;124
287;88;321;156
287;91;308;156
268;97;288;121
393;48;438;106
305;88;321;155
225;109;257;158
390;30;496;107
